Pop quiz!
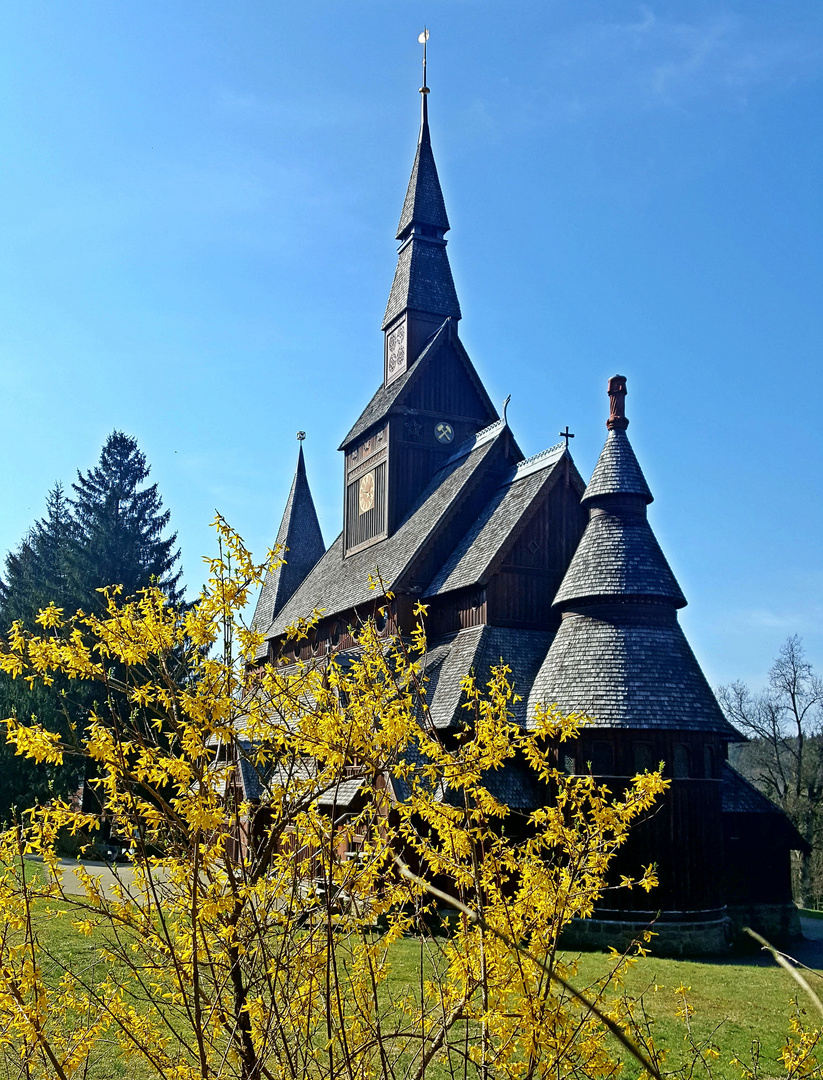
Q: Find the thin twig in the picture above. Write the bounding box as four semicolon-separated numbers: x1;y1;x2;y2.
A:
744;927;823;1020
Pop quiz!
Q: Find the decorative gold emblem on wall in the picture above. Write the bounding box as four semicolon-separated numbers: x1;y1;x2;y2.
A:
358;470;376;514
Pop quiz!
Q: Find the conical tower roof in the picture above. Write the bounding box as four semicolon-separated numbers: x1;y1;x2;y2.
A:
251;441;325;638
528;376;738;737
583;428;653;505
553;511;686;608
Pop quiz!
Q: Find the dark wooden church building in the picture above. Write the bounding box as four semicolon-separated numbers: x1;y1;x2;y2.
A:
249;76;805;954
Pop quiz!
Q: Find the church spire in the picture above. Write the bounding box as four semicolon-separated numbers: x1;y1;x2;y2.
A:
382;30;461;383
251;436;325;641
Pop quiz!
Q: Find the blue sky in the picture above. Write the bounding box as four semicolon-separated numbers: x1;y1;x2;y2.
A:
0;2;821;689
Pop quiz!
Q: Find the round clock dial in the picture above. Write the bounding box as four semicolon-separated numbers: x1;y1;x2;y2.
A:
435;422;454;444
358;470;376;513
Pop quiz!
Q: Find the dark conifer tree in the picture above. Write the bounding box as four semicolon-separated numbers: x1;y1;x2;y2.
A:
0;484;82;818
0;484;76;626
70;431;182;608
0;435;183;822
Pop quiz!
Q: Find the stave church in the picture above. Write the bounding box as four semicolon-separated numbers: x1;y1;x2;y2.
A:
248;64;805;954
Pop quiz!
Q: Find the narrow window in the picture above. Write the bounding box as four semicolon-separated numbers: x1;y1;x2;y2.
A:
673;744;691;779
704;744;716;779
633;742;654;774
589;741;614;776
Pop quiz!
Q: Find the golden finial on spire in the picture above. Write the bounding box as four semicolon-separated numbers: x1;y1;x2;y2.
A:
418;27;430;95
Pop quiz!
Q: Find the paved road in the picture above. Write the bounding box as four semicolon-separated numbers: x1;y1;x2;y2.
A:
27;856;164;899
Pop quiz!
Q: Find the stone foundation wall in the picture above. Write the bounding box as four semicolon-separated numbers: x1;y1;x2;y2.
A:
726;902;802;944
560;916;730;957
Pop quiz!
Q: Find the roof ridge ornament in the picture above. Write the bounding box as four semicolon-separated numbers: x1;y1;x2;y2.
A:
419;27;430;95
606;374;629;431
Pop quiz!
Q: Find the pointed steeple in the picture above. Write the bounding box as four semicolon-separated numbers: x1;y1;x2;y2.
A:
529;377;737;737
395;93;451;240
251;437;325;639
382;45;461;383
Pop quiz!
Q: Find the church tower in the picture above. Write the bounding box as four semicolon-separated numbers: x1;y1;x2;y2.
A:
338;63;498;556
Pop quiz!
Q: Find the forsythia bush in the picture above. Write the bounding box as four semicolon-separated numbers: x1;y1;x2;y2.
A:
0;519;815;1080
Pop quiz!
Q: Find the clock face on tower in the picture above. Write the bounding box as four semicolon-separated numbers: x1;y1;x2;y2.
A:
358;470;376;513
435;422;454;444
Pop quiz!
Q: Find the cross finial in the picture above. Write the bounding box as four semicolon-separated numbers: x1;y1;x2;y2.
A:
559;426;575;449
418;28;430;94
296;431;306;442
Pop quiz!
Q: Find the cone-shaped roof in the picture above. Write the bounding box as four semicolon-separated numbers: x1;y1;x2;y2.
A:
530;375;737;737
527;611;739;736
555;383;677;607
251;444;325;636
554;510;686;608
583;428;653;505
396;96;450;240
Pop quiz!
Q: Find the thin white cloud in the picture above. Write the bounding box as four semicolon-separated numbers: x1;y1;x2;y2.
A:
516;8;823;124
729;607;823;634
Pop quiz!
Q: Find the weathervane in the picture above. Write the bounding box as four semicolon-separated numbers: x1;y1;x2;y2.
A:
296;431;306;442
418;27;429;94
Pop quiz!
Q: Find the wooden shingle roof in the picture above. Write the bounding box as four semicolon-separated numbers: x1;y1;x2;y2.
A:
267;422;511;637
250;445;325;636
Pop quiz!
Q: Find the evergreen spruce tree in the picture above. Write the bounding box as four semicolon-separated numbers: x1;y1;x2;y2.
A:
0;435;183;822
0;485;81;818
0;484;77;625
70;431;182;608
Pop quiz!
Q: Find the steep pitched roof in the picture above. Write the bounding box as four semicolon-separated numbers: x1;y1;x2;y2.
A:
423;624;555;730
396;94;450;240
250;446;325;636
426;444;568;596
722;764;811;852
381;92;461;331
267;423;512;637
382;237;461;329
583;428;653;505
722;764;786;815
339;319;497;450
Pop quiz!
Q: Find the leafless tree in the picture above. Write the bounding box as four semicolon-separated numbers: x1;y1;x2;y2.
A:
718;636;823;906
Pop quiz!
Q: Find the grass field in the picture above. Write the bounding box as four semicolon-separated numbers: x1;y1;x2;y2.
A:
384;937;823;1080
15;904;823;1079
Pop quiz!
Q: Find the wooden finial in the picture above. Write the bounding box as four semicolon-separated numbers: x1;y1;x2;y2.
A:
606;375;629;431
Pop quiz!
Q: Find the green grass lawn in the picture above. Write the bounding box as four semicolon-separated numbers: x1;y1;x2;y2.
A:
7;903;822;1079
382;938;822;1080
569;949;819;1079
